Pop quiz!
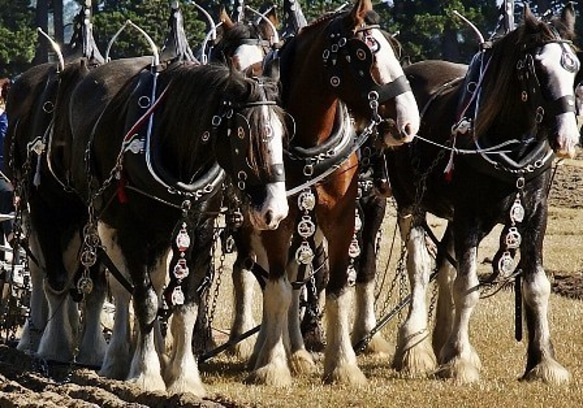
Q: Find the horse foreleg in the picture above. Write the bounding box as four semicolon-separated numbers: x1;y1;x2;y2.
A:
247;228;292;387
17;231;47;353
520;207;570;385
323;226;366;385
352;196;391;357
128;275;166;391
228;231;258;360
393;213;436;375
98;223;133;380
432;225;456;358
287;240;316;375
165;303;206;396
36;233;81;363
76;265;108;367
438;221;481;383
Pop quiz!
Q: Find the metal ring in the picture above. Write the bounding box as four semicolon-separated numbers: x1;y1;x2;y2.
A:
42;101;54;113
212;115;222;127
138;96;151;109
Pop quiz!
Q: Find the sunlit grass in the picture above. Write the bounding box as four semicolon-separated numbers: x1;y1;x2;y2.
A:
198;198;583;407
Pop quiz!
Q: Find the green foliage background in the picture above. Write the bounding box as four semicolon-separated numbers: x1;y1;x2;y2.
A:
0;0;581;78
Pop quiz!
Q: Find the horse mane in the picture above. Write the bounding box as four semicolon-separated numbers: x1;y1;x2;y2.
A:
214;23;265;63
301;9;381;34
474;11;574;139
156;63;286;179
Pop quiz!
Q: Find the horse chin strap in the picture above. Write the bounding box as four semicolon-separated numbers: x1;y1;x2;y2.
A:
322;19;411;119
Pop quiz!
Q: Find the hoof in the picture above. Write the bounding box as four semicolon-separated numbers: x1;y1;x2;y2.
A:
323;363;367;386
393;336;437;376
227;335;257;361
290;349;316;375
436;358;481;384
166;376;206;397
359;334;393;359
247;363;293;387
522;359;571;385
127;372;167;392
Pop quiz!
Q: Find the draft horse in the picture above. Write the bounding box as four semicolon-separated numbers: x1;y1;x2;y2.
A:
387;5;579;384
6;3;106;366
65;60;288;395
251;0;420;385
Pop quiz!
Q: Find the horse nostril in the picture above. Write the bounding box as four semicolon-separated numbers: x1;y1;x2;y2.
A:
400;123;412;138
264;210;274;226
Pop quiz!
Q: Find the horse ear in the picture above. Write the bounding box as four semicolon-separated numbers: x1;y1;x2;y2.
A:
346;0;373;29
521;4;538;31
560;2;576;33
258;6;280;40
266;7;279;32
219;6;235;29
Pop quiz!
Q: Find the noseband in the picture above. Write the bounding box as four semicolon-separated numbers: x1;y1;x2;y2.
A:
322;18;411;118
211;77;285;192
517;39;578;124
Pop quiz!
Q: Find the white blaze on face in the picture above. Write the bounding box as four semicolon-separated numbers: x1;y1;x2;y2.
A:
537;42;580;158
369;28;420;144
249;105;288;230
232;44;265;72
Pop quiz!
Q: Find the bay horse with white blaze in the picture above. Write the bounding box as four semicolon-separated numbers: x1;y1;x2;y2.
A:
387;5;578;384
66;59;288;395
250;0;420;385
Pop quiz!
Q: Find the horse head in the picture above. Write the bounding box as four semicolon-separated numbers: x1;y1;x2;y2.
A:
202;69;289;230
476;4;580;158
216;6;279;76
316;0;420;145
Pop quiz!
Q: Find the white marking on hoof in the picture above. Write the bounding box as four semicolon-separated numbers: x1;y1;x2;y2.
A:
436;357;481;384
360;333;393;359
522;359;571;385
323;362;367;386
290;348;316;375
247;362;293;387
393;329;437;375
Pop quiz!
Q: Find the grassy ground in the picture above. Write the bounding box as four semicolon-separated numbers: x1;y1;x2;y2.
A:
197;202;583;408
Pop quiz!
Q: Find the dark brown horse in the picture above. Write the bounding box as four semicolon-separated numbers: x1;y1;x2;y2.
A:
6;3;105;366
65;59;288;395
249;0;420;385
387;5;578;384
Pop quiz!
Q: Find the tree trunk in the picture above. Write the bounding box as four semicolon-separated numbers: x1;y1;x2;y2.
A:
53;0;64;45
33;0;49;63
441;28;460;62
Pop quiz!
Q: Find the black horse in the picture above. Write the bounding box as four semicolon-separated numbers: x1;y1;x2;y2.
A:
63;59;288;395
387;5;578;384
6;3;105;366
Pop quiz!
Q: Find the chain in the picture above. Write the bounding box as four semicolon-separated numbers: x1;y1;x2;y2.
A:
205;225;225;347
357;144;448;353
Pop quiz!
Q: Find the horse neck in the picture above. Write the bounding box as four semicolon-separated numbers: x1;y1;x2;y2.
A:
285;45;344;147
477;48;534;144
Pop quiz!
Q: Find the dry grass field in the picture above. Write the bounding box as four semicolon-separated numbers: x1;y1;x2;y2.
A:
0;159;582;407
